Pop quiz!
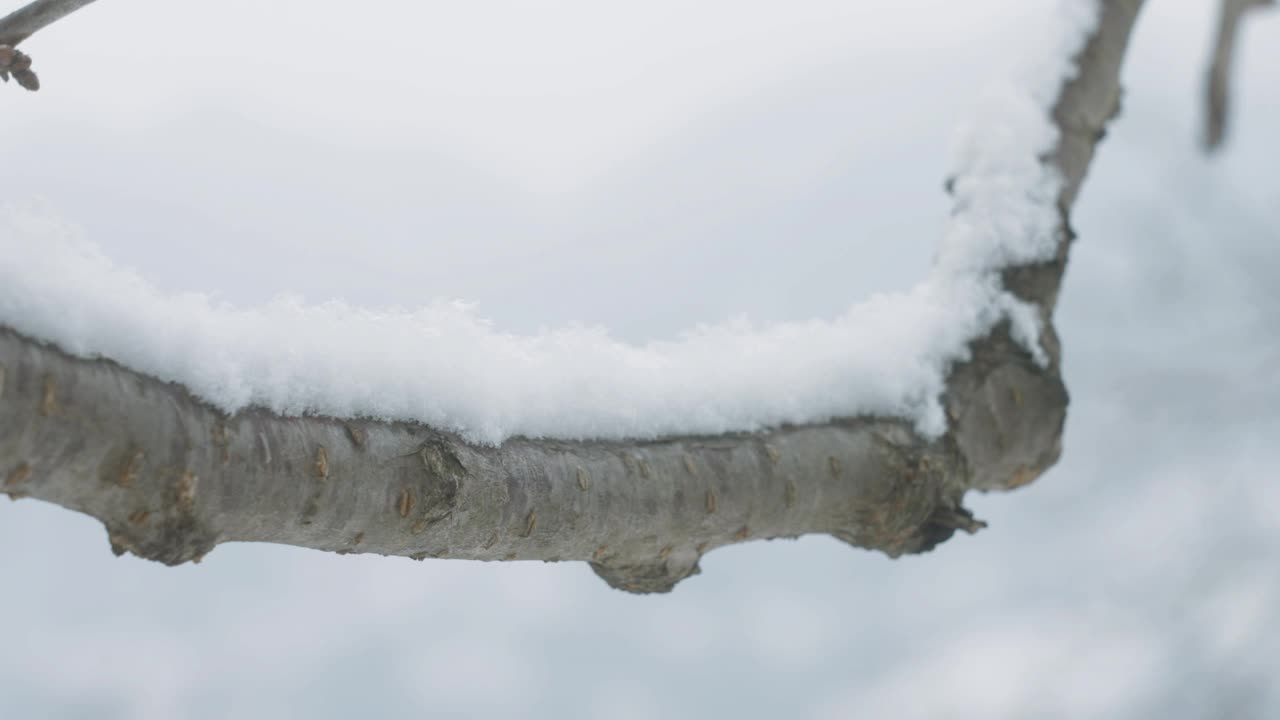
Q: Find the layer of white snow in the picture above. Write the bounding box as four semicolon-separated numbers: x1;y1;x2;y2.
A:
0;2;1098;445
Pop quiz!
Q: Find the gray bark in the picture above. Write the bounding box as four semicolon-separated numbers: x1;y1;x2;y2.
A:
0;0;99;89
1204;0;1273;150
0;0;96;45
0;0;1144;593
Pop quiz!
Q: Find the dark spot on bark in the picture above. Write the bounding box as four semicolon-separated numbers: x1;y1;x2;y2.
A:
764;444;781;465
313;446;329;479
398;488;415;518
917;523;960;553
211;421;230;465
921;505;987;550
104;509;217;566
99;446;145;489
40;374;57;416
590;558;702;594
301;498;320;525
344;423;368;448
175;471;198;510
4;462;31;489
682;455;698;476
419;440;466;478
108;533;134;557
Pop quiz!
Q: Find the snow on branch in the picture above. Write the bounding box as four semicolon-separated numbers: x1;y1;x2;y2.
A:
0;1;1147;592
0;2;1099;446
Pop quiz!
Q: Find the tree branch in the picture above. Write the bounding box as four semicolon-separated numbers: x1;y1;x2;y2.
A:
0;0;95;45
0;0;1145;593
1204;0;1274;151
0;0;99;90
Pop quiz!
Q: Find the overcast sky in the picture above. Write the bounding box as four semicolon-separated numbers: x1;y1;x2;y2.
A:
2;1;1278;718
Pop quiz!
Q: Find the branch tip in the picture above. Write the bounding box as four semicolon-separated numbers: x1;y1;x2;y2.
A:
0;43;39;90
1204;0;1274;151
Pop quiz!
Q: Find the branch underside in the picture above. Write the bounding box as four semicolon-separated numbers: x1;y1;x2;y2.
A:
0;0;1144;592
0;0;96;45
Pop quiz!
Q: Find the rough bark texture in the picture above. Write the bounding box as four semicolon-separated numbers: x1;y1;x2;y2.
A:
0;0;1144;592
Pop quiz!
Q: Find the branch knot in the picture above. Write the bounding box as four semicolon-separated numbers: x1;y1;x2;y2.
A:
0;45;38;90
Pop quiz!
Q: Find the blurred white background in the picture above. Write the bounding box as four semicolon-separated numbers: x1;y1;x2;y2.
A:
2;1;1277;717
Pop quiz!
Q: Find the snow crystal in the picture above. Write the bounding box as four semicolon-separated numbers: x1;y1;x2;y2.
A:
0;2;1098;445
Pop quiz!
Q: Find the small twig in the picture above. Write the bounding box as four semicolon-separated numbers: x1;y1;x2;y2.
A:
0;0;100;91
1204;0;1274;151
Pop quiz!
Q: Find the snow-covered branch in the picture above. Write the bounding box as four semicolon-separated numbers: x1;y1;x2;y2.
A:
0;0;1145;592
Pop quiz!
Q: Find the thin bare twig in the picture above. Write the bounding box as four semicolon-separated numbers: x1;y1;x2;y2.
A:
1205;0;1274;151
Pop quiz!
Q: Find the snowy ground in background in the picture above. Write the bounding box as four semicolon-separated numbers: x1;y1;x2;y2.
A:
2;1;1278;718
